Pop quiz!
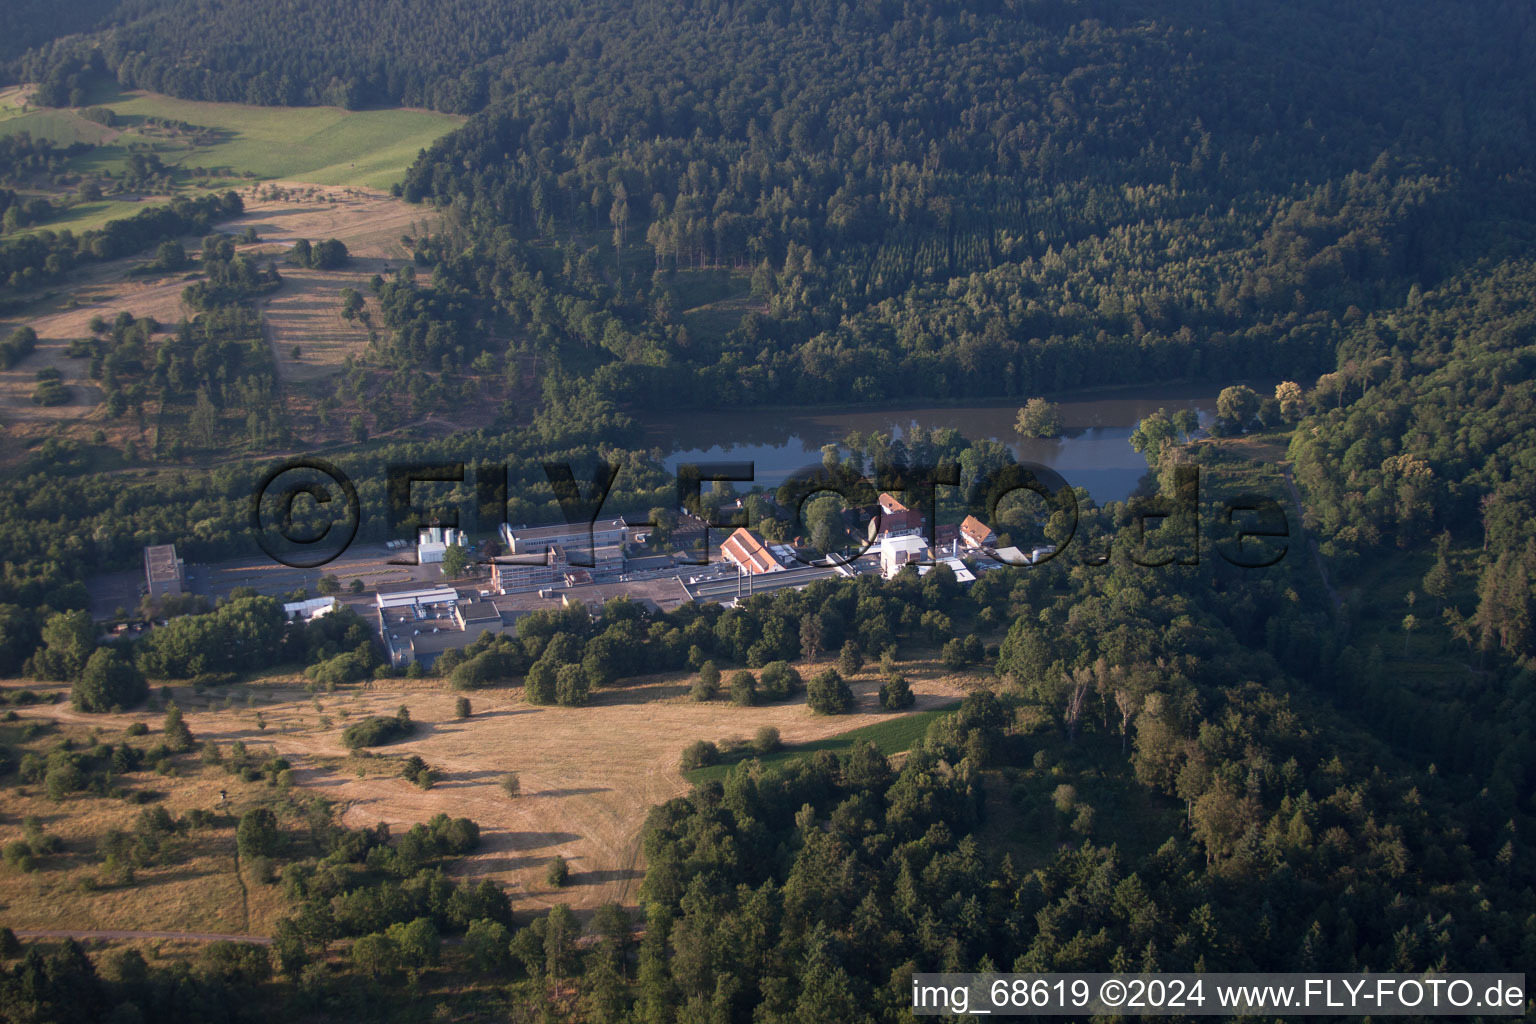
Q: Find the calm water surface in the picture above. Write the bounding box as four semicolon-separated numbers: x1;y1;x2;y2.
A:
641;382;1268;503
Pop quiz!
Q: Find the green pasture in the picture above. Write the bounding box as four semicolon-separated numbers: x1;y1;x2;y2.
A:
685;701;961;783
1;88;462;191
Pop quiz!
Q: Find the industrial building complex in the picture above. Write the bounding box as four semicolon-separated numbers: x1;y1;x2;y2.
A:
129;501;1052;668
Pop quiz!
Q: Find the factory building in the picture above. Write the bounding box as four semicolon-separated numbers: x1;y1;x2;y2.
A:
144;544;185;598
417;526;467;564
500;518;627;572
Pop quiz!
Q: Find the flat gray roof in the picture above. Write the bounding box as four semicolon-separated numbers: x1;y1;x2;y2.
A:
145;544;182;583
505;518;627;541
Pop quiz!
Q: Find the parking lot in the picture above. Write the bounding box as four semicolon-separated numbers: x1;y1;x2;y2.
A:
87;542;460;619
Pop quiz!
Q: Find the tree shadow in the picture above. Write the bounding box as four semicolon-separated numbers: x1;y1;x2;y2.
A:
476;829;581;851
586;684;691;707
573;867;642;886
427;769;508;789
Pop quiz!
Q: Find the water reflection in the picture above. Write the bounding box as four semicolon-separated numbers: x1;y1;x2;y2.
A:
640;382;1257;503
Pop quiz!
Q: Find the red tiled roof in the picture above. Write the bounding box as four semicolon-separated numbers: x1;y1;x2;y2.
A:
960;515;994;545
721;528;781;574
877;492;908;514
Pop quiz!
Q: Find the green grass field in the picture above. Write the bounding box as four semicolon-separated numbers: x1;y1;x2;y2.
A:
0;87;463;191
0;106;117;146
24;197;178;235
685;701;961;783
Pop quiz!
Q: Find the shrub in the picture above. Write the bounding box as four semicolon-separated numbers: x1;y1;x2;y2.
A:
545;855;569;888
524;661;556;704
23;817;61;855
963;634;985;663
878;673;915;710
350;933;399;979
247;854;275;884
554;663;590;706
386;917;440;969
3;840;37;872
236;807;281;858
752;726;781;755
309;238;350;269
193;939;272;985
45;763;84;801
135;806;178;837
758;661;803;702
306;648;374;688
455;696;471;719
680;740;719;771
402;755;436;789
807;668;854;715
463;918;511;972
31;379;69;406
340;710;414;749
72;649;148;712
163;701;194;751
125;722;149;737
500;772;521;797
728;670;757;706
450;647;524;689
836;641;864;675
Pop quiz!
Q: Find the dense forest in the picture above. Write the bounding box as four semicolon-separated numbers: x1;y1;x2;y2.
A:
4;487;1533;1020
2;0;1536;1019
9;2;1536;411
359;0;1530;410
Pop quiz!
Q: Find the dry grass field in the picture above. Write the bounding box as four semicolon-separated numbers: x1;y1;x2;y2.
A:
0;282;171;427
236;184;430;259
0;708;295;938
2;657;973;930
235;184;431;386
262;264;383;385
0;184;436;444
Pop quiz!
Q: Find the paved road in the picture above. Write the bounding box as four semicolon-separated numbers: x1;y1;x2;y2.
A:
684;564;844;600
16;929;270;945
